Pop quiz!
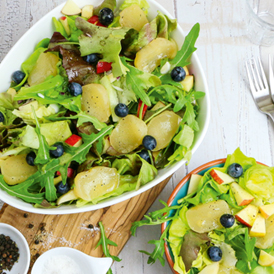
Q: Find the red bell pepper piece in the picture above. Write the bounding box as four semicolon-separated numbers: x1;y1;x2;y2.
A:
87;15;106;27
96;61;112;74
137;100;148;119
56;167;74;178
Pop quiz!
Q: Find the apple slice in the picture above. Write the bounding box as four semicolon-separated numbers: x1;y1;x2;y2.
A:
235;204;259;227
258;250;274;266
61;0;81;16
198;262;219;274
230;182;254;206
57;189;78;205
259;203;274;219
210;169;234;185
65;134;82;147
60;16;71;36
187;174;202;194
250;213;266;237
81;5;94;19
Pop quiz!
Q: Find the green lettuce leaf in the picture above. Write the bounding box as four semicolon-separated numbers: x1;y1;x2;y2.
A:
94;0;116;15
156;11;177;39
120;0;150;14
76;17;129;77
0;92;16;110
121;57;161;106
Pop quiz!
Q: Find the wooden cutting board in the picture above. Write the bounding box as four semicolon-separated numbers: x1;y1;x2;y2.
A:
0;176;171;273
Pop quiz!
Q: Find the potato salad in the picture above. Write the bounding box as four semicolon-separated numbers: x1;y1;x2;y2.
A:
0;0;204;208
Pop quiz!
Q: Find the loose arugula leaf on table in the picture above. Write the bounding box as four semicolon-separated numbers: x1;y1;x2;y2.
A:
120;57;161;106
139;225;169;266
96;221;121;274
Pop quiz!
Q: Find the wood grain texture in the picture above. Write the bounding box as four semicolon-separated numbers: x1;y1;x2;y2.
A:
0;177;171;273
0;0;274;273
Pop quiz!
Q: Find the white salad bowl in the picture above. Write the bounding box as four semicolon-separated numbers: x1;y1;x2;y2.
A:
0;0;210;214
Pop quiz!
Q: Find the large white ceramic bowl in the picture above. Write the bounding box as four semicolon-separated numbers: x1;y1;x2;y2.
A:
0;0;210;214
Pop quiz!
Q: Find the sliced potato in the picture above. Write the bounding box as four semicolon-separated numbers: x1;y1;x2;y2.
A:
74;166;119;201
147;110;181;151
57;189;78;205
119;4;149;31
1;154;37;185
180;75;194;92
28;52;59;86
134;38;177;73
186;200;231;233
81;84;111;123
109;115;147;154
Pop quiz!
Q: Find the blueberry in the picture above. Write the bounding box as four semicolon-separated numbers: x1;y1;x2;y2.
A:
138;150;151;163
114;103;129;117
50;143;64;158
0;112;4;123
171;66;186;82
11;70;26;84
56;181;70;194
68;82;82;96
142;135;157;151
220;214;235;228
26;151;36;166
99;8;114;26
228;163;243;178
83;53;101;65
207;246;222;262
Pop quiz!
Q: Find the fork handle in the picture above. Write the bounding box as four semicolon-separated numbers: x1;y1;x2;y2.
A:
267;111;274;124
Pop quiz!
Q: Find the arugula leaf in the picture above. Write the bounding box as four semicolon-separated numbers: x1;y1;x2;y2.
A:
96;221;121;274
130;200;180;236
155;23;200;84
46;111;107;131
14;75;81;113
139;226;168;266
32;108;51;165
0;175;44;204
121;57;161;106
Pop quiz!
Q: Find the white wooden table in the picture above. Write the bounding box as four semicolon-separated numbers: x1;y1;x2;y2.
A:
1;0;274;273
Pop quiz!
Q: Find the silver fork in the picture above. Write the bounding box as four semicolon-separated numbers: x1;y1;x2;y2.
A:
245;57;274;123
269;55;274;102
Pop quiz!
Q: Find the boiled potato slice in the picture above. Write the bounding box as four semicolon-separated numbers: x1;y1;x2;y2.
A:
255;214;274;249
28;52;59;86
147;110;181;151
1;154;37;185
81;84;111;123
134;38;177;73
109;115;147;154
119;4;148;31
186;200;231;233
74;166;119;201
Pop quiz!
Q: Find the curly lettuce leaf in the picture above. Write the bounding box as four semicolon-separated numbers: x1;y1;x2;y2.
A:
76;17;129;77
156;11;177;39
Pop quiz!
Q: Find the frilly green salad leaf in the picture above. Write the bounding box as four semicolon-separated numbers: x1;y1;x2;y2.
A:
120;0;150;14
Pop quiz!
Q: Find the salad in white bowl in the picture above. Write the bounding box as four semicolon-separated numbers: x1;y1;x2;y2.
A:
0;0;209;212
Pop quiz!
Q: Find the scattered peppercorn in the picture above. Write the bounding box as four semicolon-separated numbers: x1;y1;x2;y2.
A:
0;234;20;273
34;239;40;245
23;213;28;218
28;224;34;229
88;224;94;229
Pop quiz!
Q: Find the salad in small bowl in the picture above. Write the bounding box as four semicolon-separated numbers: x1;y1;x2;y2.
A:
161;148;274;274
0;0;209;214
